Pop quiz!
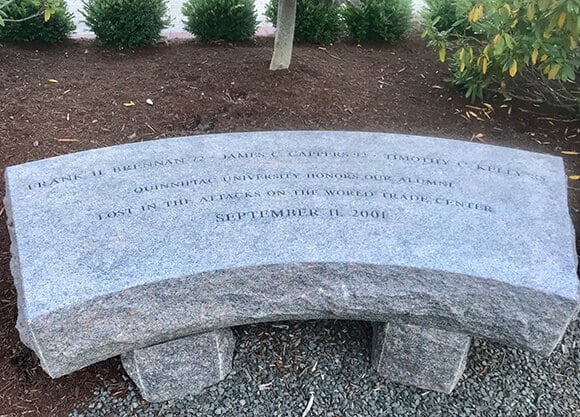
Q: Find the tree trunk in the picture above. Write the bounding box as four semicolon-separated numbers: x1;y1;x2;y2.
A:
269;0;297;70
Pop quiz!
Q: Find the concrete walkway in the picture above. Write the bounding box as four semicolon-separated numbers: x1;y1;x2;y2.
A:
68;0;426;36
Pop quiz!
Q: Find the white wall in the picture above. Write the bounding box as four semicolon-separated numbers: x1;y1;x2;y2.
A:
69;0;426;36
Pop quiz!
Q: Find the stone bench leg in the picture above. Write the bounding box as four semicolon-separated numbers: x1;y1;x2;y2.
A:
372;322;471;394
121;329;236;402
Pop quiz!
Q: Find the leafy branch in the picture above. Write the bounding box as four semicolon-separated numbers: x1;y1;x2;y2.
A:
0;0;62;26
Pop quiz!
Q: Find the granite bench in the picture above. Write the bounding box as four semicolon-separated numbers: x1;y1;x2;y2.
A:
5;131;579;401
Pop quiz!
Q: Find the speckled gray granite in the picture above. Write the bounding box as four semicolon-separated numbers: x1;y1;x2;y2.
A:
372;322;471;393
4;131;579;378
121;329;236;402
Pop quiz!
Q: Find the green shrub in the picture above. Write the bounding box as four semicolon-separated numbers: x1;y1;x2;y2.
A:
82;0;169;48
342;0;413;43
421;0;474;33
265;0;345;44
422;0;459;32
182;0;257;42
422;0;579;110
0;0;75;44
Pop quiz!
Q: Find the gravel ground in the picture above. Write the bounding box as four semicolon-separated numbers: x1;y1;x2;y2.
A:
69;319;580;417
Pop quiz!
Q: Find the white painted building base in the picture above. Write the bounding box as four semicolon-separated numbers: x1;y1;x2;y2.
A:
68;0;426;37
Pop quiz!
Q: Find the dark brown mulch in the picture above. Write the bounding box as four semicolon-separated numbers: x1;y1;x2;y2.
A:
0;35;578;417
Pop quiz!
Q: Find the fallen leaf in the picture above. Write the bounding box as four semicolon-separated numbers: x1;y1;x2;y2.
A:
561;151;578;155
56;138;78;142
431;85;443;89
569;175;580;180
123;101;135;107
48;79;58;83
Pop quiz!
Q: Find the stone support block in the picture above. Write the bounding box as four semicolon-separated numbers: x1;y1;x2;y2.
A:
121;329;236;402
372;322;471;393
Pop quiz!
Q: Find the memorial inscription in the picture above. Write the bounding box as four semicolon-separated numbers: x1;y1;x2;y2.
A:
4;131;578;383
91;165;493;222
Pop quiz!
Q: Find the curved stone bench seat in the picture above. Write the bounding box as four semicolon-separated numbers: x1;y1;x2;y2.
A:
4;131;578;379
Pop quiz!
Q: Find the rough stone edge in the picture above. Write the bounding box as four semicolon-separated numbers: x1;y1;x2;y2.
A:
214;328;235;380
119;351;146;398
3;171;46;370
21;263;579;378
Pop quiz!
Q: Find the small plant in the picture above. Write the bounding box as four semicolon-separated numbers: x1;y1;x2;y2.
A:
82;0;169;48
0;0;75;43
182;0;257;42
265;0;345;44
342;0;413;43
422;0;579;111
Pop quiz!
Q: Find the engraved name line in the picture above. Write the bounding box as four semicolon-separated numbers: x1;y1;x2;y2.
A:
24;150;545;191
